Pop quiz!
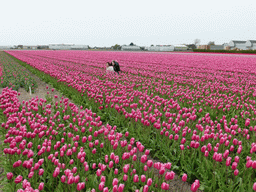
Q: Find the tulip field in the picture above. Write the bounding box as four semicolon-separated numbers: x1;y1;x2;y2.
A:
1;50;256;191
0;52;37;93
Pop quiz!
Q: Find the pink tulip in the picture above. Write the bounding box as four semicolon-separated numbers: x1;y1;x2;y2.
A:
133;174;139;183
143;185;149;192
141;175;146;182
161;182;169;190
96;169;102;176
99;182;105;191
38;182;44;191
28;171;34;179
6;172;13;180
191;181;199;192
15;175;23;184
252;161;256;169
61;175;66;183
182;173;187;182
246;160;252;168
112;178;118;186
253;183;256;191
147;160;153;167
123;174;128;181
147;178;152;186
38;169;44;176
118;184;124;192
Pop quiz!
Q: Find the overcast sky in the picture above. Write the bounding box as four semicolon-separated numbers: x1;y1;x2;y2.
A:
1;0;255;47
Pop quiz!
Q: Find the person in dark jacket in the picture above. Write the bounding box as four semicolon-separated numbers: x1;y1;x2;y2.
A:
112;60;121;74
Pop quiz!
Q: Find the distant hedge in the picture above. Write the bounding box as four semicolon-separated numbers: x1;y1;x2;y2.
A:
193;49;256;54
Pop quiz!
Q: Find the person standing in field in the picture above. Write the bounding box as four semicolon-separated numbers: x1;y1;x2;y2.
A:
112;60;121;75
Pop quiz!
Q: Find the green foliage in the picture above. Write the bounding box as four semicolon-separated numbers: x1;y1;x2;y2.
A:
0;52;38;92
112;44;121;50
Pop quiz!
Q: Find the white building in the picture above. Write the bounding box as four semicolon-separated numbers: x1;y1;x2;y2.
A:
223;43;229;50
173;45;188;51
245;40;256;50
209;45;224;50
0;46;12;50
228;40;247;50
147;45;174;52
121;45;141;51
23;45;37;50
49;44;74;50
71;45;89;50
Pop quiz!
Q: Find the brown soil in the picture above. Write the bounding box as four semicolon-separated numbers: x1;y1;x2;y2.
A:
0;55;203;192
136;151;203;192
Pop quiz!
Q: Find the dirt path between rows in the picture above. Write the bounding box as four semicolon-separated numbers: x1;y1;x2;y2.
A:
0;54;203;192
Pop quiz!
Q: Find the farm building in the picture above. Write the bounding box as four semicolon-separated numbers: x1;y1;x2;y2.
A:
209;45;224;50
245;40;256;50
94;47;112;50
37;45;49;49
23;45;37;50
197;45;210;50
0;46;12;50
70;45;89;50
121;45;141;51
147;45;174;52
49;44;74;50
174;45;188;51
228;40;247;50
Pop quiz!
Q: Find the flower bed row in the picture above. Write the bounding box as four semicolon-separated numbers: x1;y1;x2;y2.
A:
0;52;37;93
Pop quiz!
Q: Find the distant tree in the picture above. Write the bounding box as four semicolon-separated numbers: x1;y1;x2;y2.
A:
194;39;201;45
17;45;23;49
112;44;121;50
186;44;196;50
151;44;154;47
129;42;134;46
208;41;215;45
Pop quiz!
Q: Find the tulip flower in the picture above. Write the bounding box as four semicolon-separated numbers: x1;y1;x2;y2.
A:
133;174;139;183
15;175;23;184
6;172;13;180
38;182;44;191
253;183;256;191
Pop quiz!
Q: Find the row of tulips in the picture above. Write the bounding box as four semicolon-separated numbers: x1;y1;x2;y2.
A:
0;87;203;191
0;52;37;93
5;50;256;191
0;65;2;77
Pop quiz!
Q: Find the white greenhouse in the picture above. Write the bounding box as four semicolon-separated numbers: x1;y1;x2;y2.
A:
71;45;89;50
121;45;141;51
0;46;12;50
228;40;247;50
173;45;188;51
147;45;174;52
245;40;256;50
49;44;74;50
